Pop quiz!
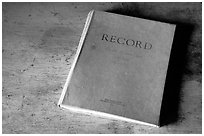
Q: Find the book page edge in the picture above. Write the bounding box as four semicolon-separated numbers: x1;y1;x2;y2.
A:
60;104;160;128
57;10;95;106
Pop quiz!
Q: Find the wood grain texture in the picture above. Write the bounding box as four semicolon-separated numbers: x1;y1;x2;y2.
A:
2;2;201;133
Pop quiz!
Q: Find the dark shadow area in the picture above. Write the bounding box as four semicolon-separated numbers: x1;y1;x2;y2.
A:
105;3;194;126
159;23;194;126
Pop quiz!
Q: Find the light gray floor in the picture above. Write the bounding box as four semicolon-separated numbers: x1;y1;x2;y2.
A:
2;2;201;133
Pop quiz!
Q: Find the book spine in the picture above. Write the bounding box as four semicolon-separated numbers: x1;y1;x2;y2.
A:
58;10;95;106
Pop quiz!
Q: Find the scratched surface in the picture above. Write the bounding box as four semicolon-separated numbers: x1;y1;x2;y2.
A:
2;2;201;133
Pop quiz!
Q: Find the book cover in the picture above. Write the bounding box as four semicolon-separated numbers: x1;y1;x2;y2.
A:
58;10;176;127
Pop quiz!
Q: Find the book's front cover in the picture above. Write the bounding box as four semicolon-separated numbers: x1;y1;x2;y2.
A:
61;11;176;125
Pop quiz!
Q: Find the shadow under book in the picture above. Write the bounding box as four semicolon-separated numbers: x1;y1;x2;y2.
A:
58;10;176;127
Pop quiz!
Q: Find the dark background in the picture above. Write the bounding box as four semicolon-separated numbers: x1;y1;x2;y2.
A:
2;2;201;133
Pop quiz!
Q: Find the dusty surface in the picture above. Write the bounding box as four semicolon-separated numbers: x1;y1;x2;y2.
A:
2;2;202;133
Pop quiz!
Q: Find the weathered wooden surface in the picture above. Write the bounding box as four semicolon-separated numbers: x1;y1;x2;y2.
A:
2;2;201;133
